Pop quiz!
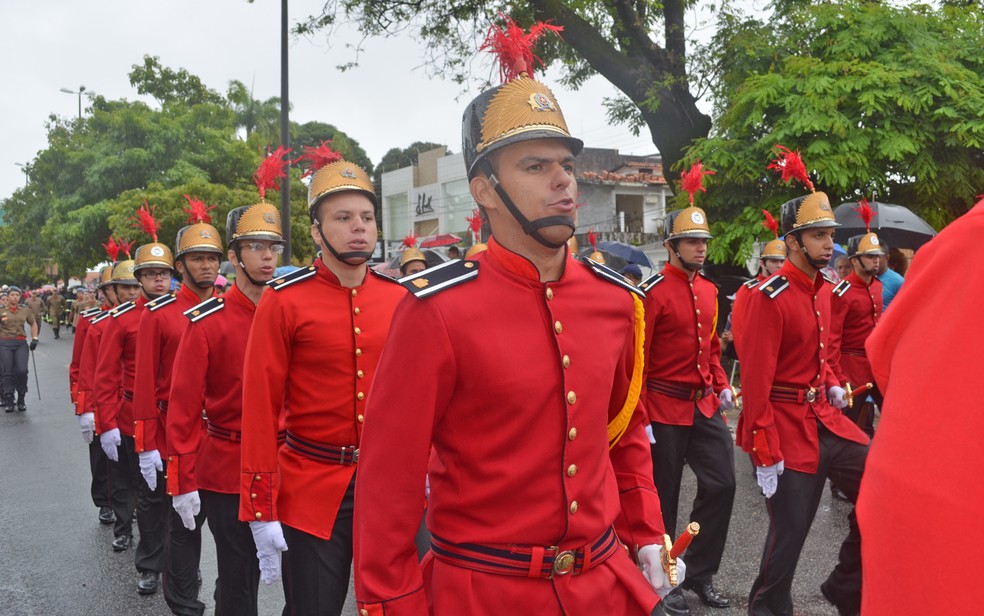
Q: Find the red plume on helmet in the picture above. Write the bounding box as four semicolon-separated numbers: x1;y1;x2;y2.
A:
102;236;120;262
480;13;563;83
117;239;134;259
133;201;160;242
680;161;715;206
295;141;344;180
402;233;417;249
466;209;483;243
182;194;216;224
855;197;876;232
762;210;780;239
768;145;815;192
254;146;292;200
588;229;598;251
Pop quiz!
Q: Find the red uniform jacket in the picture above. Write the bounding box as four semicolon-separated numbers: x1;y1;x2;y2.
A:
167;283;255;496
239;259;405;538
93;297;147;437
76;310;115;427
354;239;665;616
133;285;210;453
827;272;882;388
734;261;868;473
643;264;729;424
70;304;109;414
859;203;984;615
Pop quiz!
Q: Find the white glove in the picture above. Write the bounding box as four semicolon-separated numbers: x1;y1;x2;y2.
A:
172;491;201;531
718;388;735;411
79;412;95;444
756;460;785;498
645;424;656;444
638;544;687;598
250;520;288;584
139;450;163;491
828;386;848;409
100;428;121;461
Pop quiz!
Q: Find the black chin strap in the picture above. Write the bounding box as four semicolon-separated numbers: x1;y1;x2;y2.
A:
793;232;829;270
670;240;703;272
314;221;373;265
177;259;214;290
480;160;574;249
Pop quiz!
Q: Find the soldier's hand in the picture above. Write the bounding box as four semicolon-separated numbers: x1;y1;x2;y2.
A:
250;520;288;584
78;412;95;444
172;491;201;531
756;460;784;498
718;388;735;411
29;338;37;351
138;450;163;491
99;428;121;461
828;385;848;410
638;544;685;598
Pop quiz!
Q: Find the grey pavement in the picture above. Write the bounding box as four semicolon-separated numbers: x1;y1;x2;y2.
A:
0;322;847;615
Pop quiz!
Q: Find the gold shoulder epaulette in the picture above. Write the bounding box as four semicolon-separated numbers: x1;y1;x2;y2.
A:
268;265;317;291
146;292;178;312
183;297;225;322
639;273;664;293
110;301;137;318
79;306;102;318
832;279;851;297
758;275;789;299
585;259;646;298
399;259;479;298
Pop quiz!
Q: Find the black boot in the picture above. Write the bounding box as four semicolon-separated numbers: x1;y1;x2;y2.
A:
16;393;26;412
3;396;13;413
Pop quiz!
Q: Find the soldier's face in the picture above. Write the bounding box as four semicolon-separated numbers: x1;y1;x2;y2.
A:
401;261;427;276
178;252;220;287
7;291;20;306
138;268;172;296
310;192;378;260
232;241;280;283
473;139;577;249
763;258;784;276
115;285;140;303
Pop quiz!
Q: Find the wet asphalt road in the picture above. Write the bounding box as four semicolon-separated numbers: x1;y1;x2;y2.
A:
0;323;846;615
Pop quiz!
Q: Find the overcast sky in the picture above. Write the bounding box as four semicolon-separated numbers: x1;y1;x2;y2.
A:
0;0;662;202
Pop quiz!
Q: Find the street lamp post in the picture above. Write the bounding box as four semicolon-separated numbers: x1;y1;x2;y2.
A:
59;85;86;120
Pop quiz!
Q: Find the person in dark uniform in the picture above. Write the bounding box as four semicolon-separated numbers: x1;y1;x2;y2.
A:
734;146;869;616
0;287;39;412
640;164;735;615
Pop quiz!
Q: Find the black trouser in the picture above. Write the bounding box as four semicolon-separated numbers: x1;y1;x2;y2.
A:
281;476;354;616
163;491;206;616
88;439;112;509
201;490;260;616
111;434;138;539
748;425;868;616
650;407;736;584
126;436;165;575
0;339;28;399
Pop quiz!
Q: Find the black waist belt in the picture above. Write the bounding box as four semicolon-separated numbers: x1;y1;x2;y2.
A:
647;378;712;401
207;423;241;442
769;385;826;404
285;431;358;465
841;348;867;357
121;389;134;401
157;399;168;412
430;527;619;579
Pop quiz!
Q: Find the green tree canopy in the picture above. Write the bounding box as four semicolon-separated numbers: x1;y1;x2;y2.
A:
685;0;984;264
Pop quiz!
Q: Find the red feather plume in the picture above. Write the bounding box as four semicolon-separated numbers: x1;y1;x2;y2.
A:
465;209;483;242
855;197;876;232
102;236;120;262
768;145;814;192
588;229;598;251
680;161;715;205
132;201;159;242
254;146;292;200
402;234;417;249
182;194;216;224
295;141;344;179
117;239;133;259
480;14;563;82
761;210;780;239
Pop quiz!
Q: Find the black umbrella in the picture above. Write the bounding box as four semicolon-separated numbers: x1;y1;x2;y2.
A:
834;201;937;250
596;240;653;268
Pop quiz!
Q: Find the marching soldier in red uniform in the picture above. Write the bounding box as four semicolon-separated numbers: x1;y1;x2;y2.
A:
731;210;786;347
826;200;884;437
168;197;284;616
354;18;676;616
96;206;176;596
238;145;406;614
859;199;984;616
735;147;869;616
640;164;734;615
71;259;118;527
131;197;221;614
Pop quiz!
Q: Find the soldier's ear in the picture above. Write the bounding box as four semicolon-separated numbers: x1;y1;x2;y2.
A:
469;176;499;212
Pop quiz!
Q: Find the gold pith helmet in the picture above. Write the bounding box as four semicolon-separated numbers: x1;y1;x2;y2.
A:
175;223;223;259
111;260;139;286
399;247;427;269
848;232;886;257
307;161;376;220
761;238;787;260
465;243;488;259
227;202;283;245
664;207;713;241
133;242;175;272
779;192;839;234
98;265;114;288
